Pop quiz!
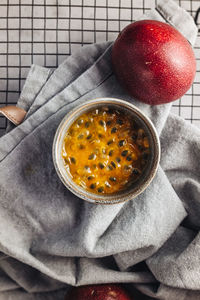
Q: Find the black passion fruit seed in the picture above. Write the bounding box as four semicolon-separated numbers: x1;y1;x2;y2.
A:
118;140;125;147
117;119;123;125
107;139;113;145
85;121;90;128
121;150;128;157
98;162;104;169
98;187;104;193
90;183;96;189
111;127;117;133
78;134;84;139
109;150;114;156
99;120;105;126
88;153;95;160
126;155;132;161
86;134;92;140
107;165;113;171
109;177;117;182
115;157;121;163
132;133;137;140
70;157;76;164
77;119;83;125
111;161;116;168
132;168;139;175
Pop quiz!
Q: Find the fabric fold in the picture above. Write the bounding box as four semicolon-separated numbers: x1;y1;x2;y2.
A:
0;0;199;299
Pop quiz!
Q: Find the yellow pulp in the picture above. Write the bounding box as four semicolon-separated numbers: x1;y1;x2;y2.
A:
62;107;150;194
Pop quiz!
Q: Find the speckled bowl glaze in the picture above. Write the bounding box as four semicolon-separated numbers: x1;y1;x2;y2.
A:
52;98;160;205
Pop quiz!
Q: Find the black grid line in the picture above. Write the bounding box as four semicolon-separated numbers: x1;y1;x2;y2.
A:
44;0;46;67
56;0;58;67
106;0;108;42
5;1;9;129
81;0;83;46
0;0;199;137
19;0;21;99
94;0;96;43
31;0;34;65
190;0;194;123
68;0;72;55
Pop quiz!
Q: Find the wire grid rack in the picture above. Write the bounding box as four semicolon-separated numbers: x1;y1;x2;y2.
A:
0;0;199;136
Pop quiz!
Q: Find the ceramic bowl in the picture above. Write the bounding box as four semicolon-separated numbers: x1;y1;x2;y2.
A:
53;98;160;204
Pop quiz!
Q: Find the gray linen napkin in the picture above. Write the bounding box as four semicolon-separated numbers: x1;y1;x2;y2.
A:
0;0;199;299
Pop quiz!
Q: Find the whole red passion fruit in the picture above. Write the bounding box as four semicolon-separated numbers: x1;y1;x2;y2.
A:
111;20;196;105
65;284;132;300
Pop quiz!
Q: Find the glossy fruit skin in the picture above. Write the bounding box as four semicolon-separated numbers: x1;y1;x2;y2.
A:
65;284;132;300
111;20;196;105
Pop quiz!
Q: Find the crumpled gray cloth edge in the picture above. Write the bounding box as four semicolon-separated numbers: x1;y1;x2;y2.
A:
0;1;199;300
